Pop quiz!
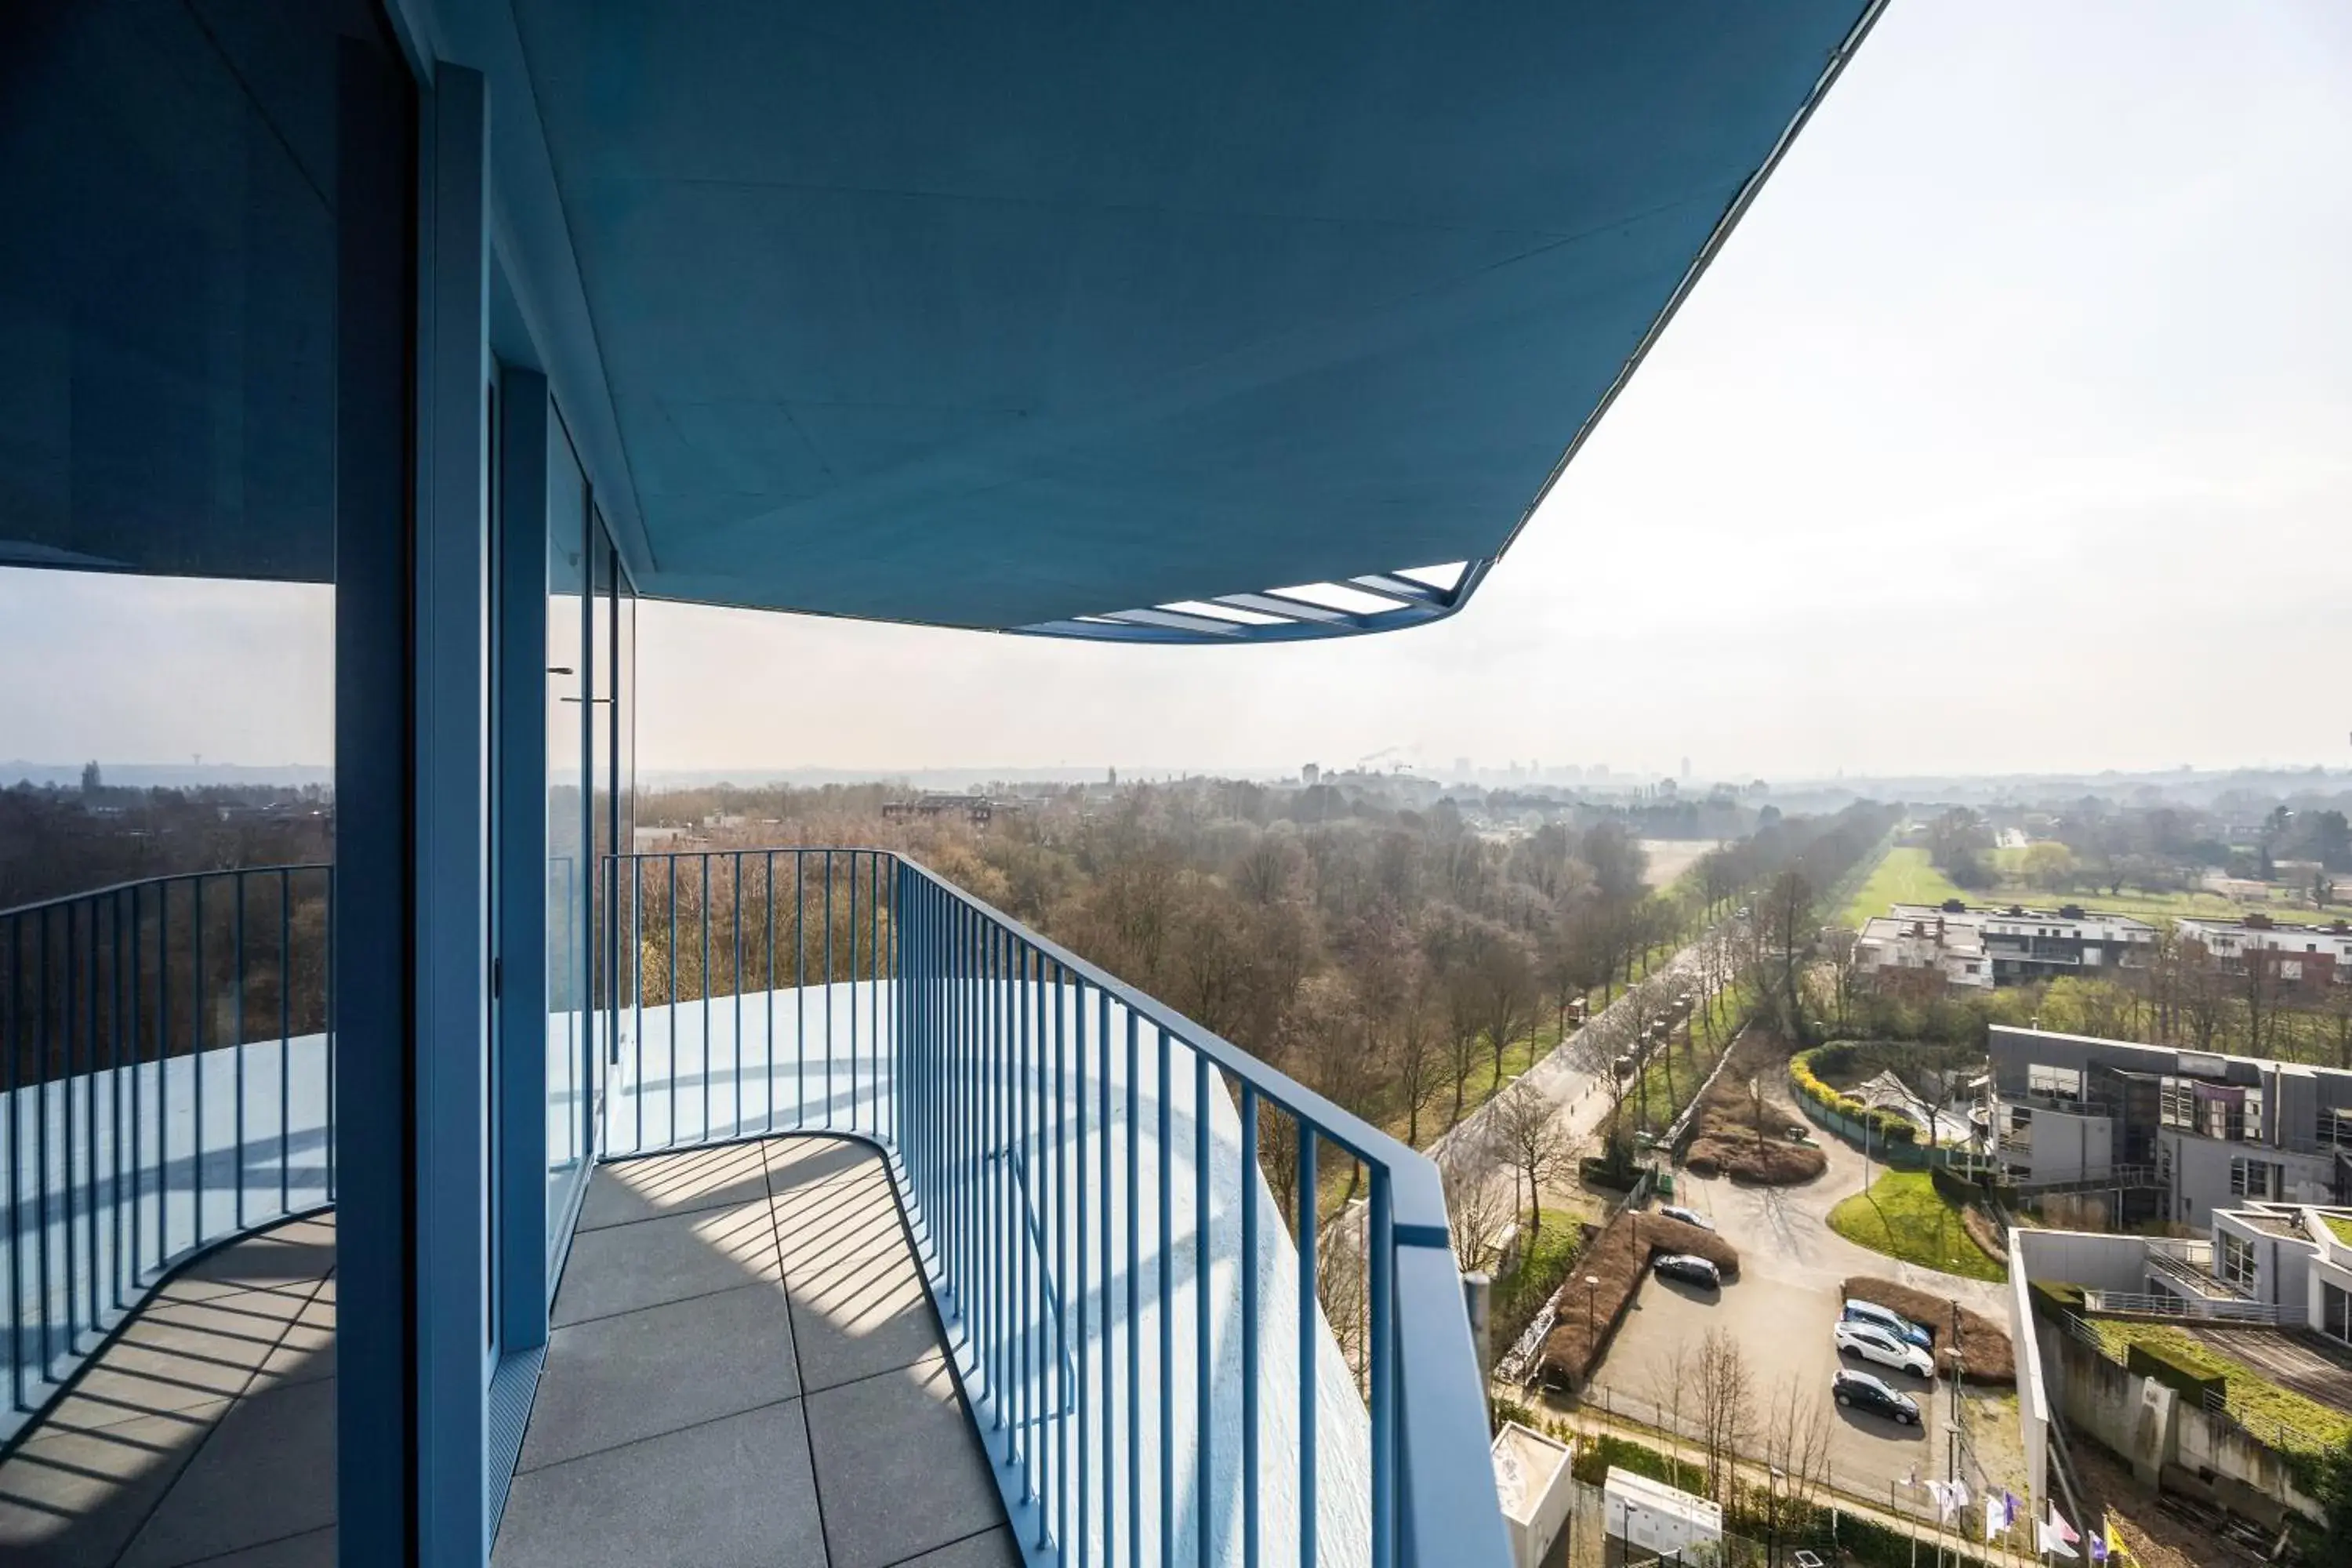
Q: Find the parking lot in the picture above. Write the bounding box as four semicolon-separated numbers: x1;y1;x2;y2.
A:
1570;1094;2027;1506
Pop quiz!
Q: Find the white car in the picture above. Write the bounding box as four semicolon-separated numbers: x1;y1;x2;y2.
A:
1834;1321;1935;1379
1658;1204;1714;1230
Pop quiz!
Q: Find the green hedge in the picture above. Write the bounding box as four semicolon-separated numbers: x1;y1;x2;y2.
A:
2128;1341;2227;1403
1790;1047;1919;1147
2028;1279;2086;1322
1567;1432;1697;1490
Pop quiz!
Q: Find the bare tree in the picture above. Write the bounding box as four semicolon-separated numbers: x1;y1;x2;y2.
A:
1442;1149;1511;1273
1693;1327;1755;1505
1490;1079;1574;1233
1758;1374;1836;1529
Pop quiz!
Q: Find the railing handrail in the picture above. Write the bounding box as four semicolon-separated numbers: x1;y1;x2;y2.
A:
610;843;1508;1566
616;846;1439;1208
0;861;336;924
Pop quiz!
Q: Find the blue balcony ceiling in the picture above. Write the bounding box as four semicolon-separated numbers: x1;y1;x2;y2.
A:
495;1;1876;633
2;2;1878;636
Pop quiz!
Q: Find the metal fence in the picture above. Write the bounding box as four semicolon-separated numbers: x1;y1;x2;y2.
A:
2;865;334;1439
606;847;1509;1568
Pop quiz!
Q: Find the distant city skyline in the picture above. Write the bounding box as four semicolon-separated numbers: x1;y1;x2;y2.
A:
2;0;2347;780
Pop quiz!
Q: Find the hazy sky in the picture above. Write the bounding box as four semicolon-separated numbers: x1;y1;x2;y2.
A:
6;0;2347;781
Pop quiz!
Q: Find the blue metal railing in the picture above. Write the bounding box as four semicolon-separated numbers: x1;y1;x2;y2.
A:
606;848;1507;1568
2;865;335;1441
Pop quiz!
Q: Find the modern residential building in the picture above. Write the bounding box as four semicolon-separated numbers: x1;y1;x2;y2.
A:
1855;908;1994;989
0;4;1886;1566
2176;916;2352;990
1975;905;2160;985
1988;1027;2352;1226
1858;903;2158;989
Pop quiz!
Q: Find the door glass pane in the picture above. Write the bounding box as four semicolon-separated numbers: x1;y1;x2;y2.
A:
588;519;614;1150
546;422;588;1223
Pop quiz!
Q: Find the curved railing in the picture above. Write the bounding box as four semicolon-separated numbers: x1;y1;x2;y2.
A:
606;848;1507;1568
2;865;334;1443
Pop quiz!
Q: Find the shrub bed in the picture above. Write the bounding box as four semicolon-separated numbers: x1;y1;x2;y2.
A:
1840;1276;2014;1383
1682;1033;1829;1185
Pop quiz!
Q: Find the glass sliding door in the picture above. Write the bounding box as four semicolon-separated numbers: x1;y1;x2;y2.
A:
545;420;590;1244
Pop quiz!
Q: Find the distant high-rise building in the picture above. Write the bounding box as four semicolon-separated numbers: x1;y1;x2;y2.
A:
1454;757;1472;778
1301;762;1320;786
1680;756;1691;780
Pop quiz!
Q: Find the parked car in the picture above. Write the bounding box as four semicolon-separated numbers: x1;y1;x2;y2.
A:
1834;1321;1935;1379
1842;1299;1933;1349
1832;1369;1922;1426
1658;1204;1715;1230
1653;1254;1722;1290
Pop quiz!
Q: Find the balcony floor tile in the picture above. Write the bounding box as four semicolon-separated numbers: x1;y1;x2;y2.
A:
6;1137;1007;1568
517;1281;801;1472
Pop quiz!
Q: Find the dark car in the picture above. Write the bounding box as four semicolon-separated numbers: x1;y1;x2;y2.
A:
1832;1368;1921;1426
1653;1254;1722;1290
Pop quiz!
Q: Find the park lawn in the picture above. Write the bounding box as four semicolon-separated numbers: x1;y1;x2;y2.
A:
1838;848;1965;927
2087;1320;2352;1454
1826;1169;2007;1283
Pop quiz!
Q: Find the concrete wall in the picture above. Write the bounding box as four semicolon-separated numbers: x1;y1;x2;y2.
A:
2022;1107;2114;1183
2045;1327;2323;1528
2167;1134;2337;1225
2013;1229;2163;1294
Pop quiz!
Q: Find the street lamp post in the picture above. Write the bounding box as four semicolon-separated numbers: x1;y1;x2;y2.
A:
1584;1272;1602;1393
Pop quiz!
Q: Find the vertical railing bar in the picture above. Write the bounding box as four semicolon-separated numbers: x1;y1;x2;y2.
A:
700;851;711;1145
7;910;22;1409
842;860;851;1142
1095;985;1113;1568
994;921;1011;1457
1075;972;1091;1568
631;859;643;1153
112;888;126;1312
1298;1130;1318;1568
193;878;206;1261
1018;940;1033;1504
1196;1049;1213;1568
733;850;744;1141
1369;1166;1396;1568
1124;1007;1139;1568
1054;958;1070;1555
156;887;169;1261
64;902;80;1355
323;868;334;1200
764;852;777;1134
823;849;833;1131
1242;1085;1261;1568
129;887;143;1305
38;907;53;1386
666;855;677;1151
233;872;246;1232
1158;1025;1173;1568
279;867;292;1213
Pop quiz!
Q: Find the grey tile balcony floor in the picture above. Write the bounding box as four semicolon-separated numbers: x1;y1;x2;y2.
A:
0;1214;339;1568
1;1136;1014;1568
494;1136;1016;1568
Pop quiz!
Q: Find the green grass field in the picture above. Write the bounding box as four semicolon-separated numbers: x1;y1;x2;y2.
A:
1838;848;1965;927
1826;1169;2007;1282
1842;844;2339;930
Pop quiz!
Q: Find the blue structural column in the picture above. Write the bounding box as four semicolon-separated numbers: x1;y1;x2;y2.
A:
336;56;495;1568
413;61;495;1568
494;368;552;1349
333;32;423;1568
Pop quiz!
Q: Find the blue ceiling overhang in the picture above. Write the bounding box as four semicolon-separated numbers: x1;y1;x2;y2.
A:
493;1;1882;636
5;0;1881;637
